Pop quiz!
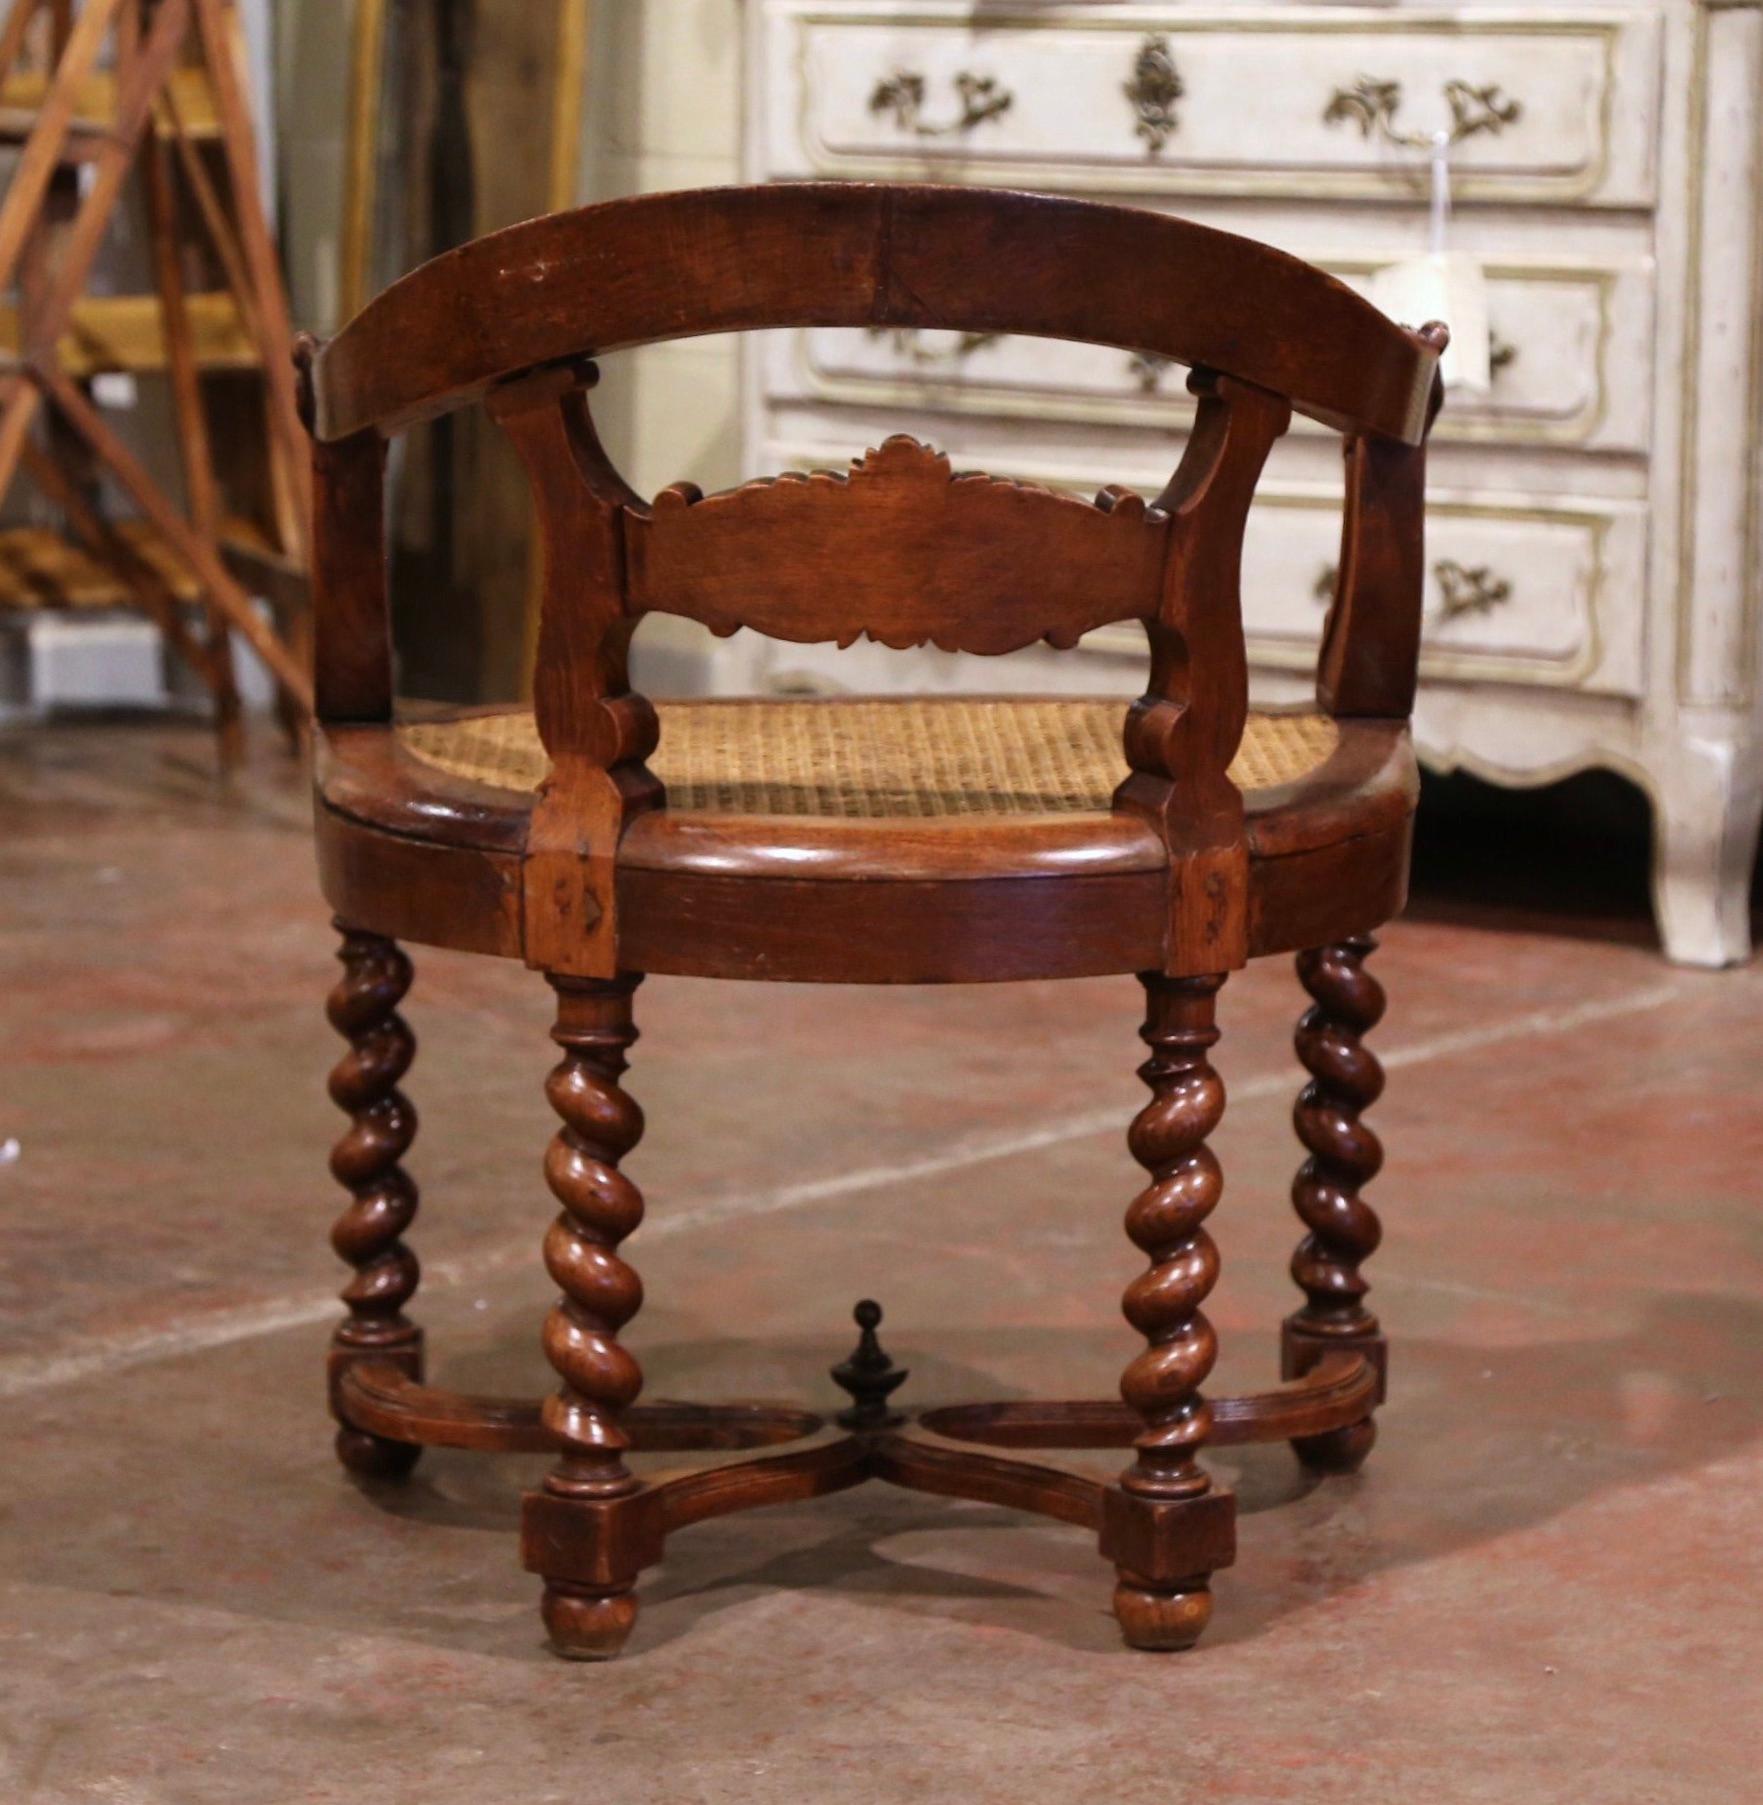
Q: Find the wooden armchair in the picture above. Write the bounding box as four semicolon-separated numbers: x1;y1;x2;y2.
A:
300;184;1446;1660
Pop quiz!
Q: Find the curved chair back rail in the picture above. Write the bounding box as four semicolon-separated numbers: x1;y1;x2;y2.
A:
302;182;1446;980
310;183;1437;446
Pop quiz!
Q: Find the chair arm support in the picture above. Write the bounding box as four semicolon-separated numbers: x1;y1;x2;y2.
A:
299;333;393;724
309;425;392;724
1317;358;1445;721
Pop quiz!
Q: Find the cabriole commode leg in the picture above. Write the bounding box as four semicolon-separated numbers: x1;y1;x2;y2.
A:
326;924;423;1480
1283;936;1387;1473
1105;973;1236;1652
522;974;653;1661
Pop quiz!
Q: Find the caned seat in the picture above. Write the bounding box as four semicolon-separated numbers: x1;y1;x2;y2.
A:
400;697;1342;813
302;184;1445;1661
317;695;1414;980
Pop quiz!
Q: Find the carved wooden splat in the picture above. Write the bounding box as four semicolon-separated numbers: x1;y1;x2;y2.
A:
623;435;1170;656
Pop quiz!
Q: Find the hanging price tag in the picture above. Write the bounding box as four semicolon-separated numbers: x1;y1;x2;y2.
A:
1367;131;1491;396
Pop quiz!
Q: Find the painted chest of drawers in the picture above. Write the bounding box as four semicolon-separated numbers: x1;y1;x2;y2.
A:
740;0;1763;964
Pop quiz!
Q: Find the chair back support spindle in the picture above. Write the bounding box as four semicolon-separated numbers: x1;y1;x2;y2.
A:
1114;371;1292;969
488;362;660;975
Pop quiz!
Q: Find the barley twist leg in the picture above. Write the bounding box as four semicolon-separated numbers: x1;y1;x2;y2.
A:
1283;935;1387;1474
1111;973;1231;1650
327;924;422;1481
531;974;648;1658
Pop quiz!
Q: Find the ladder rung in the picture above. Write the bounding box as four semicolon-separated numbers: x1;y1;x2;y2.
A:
0;67;219;140
0;105;117;152
0;294;261;378
0;516;283;613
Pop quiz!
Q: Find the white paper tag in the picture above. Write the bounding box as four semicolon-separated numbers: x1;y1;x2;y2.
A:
91;372;139;410
1366;130;1490;396
1368;251;1491;397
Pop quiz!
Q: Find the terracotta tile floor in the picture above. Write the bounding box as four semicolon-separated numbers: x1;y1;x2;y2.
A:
2;718;1761;1803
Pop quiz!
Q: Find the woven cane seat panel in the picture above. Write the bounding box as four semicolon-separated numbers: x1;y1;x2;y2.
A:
397;699;1339;820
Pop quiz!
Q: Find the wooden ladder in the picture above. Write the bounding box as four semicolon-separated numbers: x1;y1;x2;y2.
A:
0;0;312;765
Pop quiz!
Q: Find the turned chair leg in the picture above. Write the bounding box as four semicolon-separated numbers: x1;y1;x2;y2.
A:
522;973;653;1661
1106;973;1236;1652
326;923;423;1481
1282;935;1387;1474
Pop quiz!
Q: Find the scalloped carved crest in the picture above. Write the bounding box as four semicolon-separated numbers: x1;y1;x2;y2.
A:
623;435;1170;656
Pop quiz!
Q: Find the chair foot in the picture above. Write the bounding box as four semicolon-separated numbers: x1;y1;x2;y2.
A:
541;1582;639;1661
328;1335;425;1482
1290;1415;1376;1475
1282;1320;1386;1474
334;1424;423;1482
1113;1571;1213;1651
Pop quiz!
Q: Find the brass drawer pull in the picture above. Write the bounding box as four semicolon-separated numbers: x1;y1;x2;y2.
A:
1128;349;1175;392
1124;35;1184;154
1489;334;1519;377
1312;560;1513;622
1324;76;1521;150
867;326;1001;366
869;69;1013;137
1435;559;1512;619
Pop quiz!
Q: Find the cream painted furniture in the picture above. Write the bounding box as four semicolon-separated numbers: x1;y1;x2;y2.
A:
739;0;1763;965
